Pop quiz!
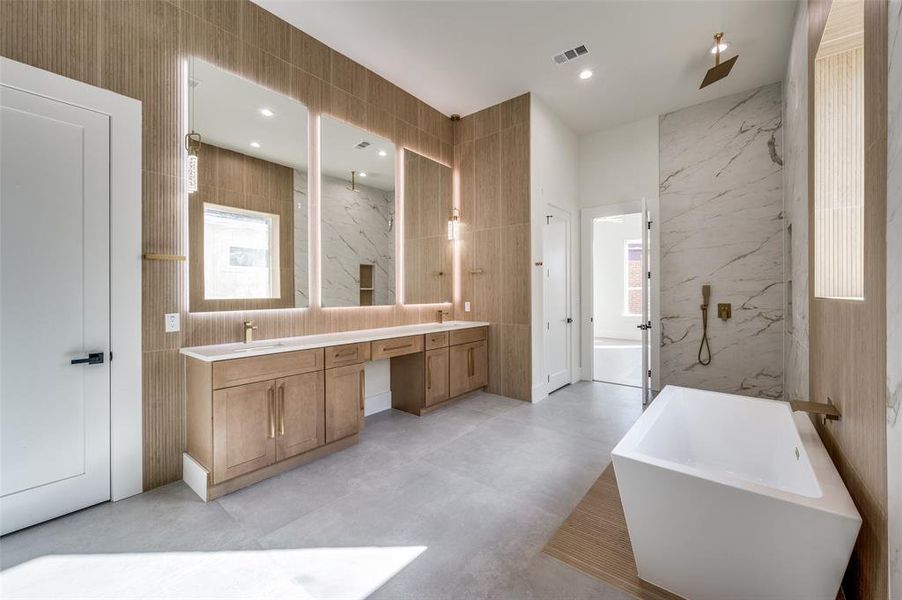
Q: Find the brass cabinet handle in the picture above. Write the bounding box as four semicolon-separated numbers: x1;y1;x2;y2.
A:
336;347;357;358
427;355;433;390
384;342;413;352
278;384;285;436
267;386;275;439
468;347;474;377
359;369;365;410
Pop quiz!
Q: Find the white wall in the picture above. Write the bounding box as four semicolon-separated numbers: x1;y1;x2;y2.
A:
578;116;658;208
530;95;580;401
577;116;660;388
593;214;643;340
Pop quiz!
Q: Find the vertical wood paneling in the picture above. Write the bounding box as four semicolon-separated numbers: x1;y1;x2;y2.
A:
454;95;532;400
2;0;460;490
808;1;888;598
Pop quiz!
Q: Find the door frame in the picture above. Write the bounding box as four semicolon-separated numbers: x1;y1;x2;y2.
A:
580;200;660;392
1;57;143;501
542;204;573;395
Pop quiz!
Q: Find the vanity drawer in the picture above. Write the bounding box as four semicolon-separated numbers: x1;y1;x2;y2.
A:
325;342;372;368
449;326;487;346
371;335;424;360
424;331;449;350
212;349;324;389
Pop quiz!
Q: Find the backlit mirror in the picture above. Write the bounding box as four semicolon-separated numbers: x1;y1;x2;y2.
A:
403;150;452;304
320;116;396;307
187;58;309;311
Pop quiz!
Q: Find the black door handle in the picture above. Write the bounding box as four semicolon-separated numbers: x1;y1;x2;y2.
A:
566;318;573;323
71;352;104;365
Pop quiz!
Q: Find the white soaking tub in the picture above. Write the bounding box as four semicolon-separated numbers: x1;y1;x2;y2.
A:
611;386;861;600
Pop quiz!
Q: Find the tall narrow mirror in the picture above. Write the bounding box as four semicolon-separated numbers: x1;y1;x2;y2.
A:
320;116;396;307
403;150;452;304
187;58;309;311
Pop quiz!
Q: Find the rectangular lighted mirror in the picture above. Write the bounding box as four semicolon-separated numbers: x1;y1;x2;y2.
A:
187;58;309;312
813;0;864;300
320;116;396;307
403;149;452;304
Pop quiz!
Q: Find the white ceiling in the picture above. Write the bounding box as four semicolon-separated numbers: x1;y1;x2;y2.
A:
254;0;796;134
191;59;395;191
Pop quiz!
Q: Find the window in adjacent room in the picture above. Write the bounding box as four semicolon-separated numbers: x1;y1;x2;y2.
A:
203;203;280;300
624;239;643;316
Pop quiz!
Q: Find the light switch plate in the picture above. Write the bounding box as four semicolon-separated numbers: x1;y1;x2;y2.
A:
165;313;180;333
464;301;471;313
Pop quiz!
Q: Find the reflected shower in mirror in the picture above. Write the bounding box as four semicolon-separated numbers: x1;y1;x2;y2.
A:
403;150;452;304
187;58;309;312
320;116;396;307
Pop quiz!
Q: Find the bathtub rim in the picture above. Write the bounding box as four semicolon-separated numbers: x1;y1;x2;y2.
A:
611;385;861;523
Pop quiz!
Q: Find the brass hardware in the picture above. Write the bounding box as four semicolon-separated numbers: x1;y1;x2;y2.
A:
142;253;186;262
427;355;433;390
717;303;732;320
278;384;285;436
468;347;474;377
469;268;485;275
534;262;543;267
336;347;357;358
700;32;738;89
185;131;202;155
789;399;841;421
384;342;413;352
436;309;450;323
267;386;275;439
359;370;365;410
243;320;258;344
430;271;445;277
450;114;461;121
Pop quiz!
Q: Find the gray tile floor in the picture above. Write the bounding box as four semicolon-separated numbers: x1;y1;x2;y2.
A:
0;382;642;600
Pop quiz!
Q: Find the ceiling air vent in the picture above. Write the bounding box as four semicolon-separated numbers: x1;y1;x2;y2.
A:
553;44;589;65
354;140;371;150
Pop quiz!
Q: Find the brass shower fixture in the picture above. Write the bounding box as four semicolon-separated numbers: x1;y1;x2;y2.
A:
700;32;738;89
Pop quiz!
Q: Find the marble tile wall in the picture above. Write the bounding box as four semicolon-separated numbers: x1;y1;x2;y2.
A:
887;0;901;594
783;0;809;403
659;82;784;399
293;169;309;307
319;173;395;307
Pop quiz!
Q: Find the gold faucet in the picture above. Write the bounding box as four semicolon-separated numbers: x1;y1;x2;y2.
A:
436;309;450;323
243;320;258;344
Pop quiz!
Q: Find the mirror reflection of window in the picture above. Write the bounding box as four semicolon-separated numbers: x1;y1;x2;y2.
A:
187;58;309;311
320;116;396;307
203;204;280;300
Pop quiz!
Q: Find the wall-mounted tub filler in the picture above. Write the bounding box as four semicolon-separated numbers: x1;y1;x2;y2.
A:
612;385;860;600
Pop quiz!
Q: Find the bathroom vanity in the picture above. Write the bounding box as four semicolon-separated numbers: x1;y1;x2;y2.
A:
180;321;488;500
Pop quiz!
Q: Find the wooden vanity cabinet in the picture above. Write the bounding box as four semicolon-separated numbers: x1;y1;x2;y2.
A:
212;379;279;483
325;362;365;443
449;339;488;398
275;371;325;460
425;348;450;406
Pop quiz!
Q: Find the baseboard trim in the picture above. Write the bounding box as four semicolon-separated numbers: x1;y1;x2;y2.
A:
364;390;392;416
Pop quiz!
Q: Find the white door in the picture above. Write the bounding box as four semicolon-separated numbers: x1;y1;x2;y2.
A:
1;84;111;535
544;207;571;393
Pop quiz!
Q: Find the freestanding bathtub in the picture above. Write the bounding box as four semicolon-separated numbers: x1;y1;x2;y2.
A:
612;386;861;600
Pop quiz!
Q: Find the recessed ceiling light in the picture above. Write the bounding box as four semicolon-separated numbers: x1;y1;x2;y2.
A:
709;41;730;54
579;69;593;80
359;172;368;177
378;150;387;157
250;141;261;148
259;108;274;117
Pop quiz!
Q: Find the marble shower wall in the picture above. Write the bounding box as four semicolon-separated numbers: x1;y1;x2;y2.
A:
887;0;901;593
783;0;809;403
659;82;784;399
293;169;309;307
319;173;395;307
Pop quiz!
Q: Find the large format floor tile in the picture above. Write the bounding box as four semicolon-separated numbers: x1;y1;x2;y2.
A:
0;382;644;599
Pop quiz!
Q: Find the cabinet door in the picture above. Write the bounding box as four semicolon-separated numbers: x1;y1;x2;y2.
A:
325;363;364;443
212;380;277;483
449;341;489;398
468;340;488;390
425;348;450;407
276;371;324;461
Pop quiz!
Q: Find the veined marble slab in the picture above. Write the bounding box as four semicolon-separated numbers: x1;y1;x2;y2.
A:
659;82;784;399
180;320;489;362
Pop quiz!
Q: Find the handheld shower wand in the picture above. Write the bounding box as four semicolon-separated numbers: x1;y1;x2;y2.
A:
698;285;712;366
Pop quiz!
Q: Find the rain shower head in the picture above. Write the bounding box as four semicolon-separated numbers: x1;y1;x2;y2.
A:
700;32;738;89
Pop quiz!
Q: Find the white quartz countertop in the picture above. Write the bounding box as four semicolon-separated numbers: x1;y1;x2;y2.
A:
180;320;491;362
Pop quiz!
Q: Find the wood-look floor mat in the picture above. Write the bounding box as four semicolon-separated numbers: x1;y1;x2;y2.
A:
543;464;682;600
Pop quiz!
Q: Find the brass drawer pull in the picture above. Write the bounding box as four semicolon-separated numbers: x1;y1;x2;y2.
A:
336;347;358;358
427;355;433;390
383;342;413;352
468;347;474;377
267;386;275;439
359;369;365;410
278;384;285;436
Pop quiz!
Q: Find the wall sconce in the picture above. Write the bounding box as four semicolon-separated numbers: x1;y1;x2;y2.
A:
447;207;460;241
185;131;201;194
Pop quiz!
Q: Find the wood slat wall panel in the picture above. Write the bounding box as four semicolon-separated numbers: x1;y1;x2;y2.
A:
808;1;888;598
453;94;532;400
1;0;459;490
